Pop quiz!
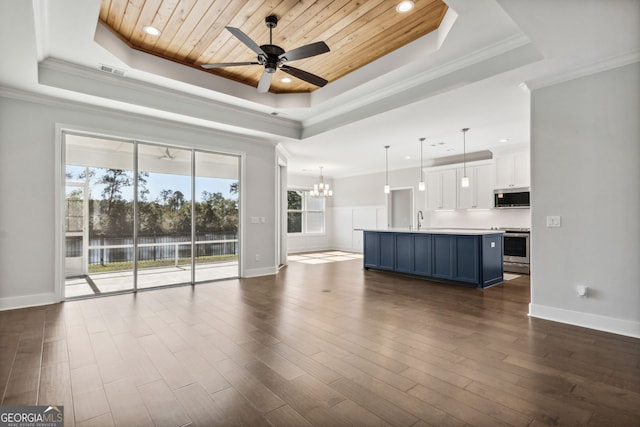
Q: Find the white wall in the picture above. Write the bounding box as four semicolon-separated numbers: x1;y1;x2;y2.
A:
331;168;425;252
529;62;640;338
0;93;278;310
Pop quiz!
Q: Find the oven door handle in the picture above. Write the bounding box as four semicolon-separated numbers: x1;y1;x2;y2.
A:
504;233;529;238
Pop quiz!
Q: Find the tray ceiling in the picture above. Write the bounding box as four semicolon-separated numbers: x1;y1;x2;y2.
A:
99;0;448;94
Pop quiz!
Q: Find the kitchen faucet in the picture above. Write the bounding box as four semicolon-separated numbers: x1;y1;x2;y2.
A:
417;210;424;230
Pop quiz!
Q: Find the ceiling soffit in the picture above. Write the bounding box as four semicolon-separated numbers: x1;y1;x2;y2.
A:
98;0;449;94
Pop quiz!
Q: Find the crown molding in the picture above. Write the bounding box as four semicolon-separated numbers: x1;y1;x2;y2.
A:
303;33;534;131
302;40;542;139
37;57;303;140
0;85;280;147
525;50;640;91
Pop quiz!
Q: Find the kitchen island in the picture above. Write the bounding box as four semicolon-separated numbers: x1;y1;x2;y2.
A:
363;229;504;288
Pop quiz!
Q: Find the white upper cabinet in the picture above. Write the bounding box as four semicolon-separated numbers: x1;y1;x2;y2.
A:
457;164;493;210
426;169;456;210
494;152;530;189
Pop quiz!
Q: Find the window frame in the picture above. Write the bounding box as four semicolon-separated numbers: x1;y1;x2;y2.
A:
287;189;326;235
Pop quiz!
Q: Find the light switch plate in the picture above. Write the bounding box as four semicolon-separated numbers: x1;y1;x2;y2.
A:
546;215;561;227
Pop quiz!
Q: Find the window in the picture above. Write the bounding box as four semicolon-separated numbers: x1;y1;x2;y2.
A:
287;190;325;234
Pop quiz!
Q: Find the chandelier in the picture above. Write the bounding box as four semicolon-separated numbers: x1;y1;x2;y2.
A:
312;166;332;197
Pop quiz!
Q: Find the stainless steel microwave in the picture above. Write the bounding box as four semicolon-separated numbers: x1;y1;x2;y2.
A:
494;188;530;208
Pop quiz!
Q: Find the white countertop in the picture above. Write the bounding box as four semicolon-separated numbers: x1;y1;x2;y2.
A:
359;228;504;235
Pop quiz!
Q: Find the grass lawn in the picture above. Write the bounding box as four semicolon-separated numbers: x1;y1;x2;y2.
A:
89;254;238;274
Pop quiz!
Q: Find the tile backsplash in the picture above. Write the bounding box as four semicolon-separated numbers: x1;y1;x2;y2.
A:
428;208;531;229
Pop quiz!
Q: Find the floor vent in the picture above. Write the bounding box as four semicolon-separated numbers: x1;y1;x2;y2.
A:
99;64;126;76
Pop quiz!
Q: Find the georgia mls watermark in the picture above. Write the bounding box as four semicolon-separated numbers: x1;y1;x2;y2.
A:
0;406;63;427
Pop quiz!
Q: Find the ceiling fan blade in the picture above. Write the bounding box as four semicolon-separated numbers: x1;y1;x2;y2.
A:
281;65;328;88
279;41;330;62
226;26;266;56
257;70;273;93
201;62;259;69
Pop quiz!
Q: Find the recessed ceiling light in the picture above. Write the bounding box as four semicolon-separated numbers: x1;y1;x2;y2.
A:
404;155;411;160
499;138;510;143
396;1;415;13
143;26;161;36
280;77;292;83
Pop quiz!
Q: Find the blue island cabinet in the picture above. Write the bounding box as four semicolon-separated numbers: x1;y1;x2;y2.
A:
363;230;503;288
364;231;395;270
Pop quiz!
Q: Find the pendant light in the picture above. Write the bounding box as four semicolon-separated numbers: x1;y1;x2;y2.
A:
312;166;332;197
418;137;425;191
384;145;391;194
461;128;470;188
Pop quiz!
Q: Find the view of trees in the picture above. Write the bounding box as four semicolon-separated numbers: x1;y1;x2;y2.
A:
287;190;303;233
286;189;325;234
81;168;238;238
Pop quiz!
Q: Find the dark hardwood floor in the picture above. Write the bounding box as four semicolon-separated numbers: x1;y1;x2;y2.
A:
1;257;639;426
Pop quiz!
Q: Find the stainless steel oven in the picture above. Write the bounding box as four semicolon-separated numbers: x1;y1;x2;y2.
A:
501;228;530;274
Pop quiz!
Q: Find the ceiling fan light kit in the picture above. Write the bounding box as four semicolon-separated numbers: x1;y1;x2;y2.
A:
201;15;330;93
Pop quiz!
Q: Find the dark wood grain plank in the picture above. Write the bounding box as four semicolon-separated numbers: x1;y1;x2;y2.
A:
137;380;191;427
0;257;638;426
103;379;153;426
173;382;227;425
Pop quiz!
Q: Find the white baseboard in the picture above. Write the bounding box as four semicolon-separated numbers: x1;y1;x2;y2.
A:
243;266;278;278
529;303;640;339
331;245;363;254
0;292;59;311
287;246;333;254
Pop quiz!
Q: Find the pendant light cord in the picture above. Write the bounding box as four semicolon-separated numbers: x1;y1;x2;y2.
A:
385;145;390;186
462;128;469;175
420;138;425;182
463;133;466;175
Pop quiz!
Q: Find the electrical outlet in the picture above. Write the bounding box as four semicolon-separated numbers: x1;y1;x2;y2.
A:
255;254;261;261
546;215;561;227
576;285;588;297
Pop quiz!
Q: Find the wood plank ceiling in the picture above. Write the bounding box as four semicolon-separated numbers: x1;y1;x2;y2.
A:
99;0;448;94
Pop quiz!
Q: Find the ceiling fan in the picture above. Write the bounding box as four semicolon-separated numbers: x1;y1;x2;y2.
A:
201;15;330;93
159;148;176;160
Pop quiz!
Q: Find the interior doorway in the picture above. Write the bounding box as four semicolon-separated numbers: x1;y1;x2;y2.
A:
389;187;414;229
277;162;288;268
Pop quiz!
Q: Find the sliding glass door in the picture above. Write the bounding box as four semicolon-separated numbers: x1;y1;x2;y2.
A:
194;151;239;282
65;136;136;297
63;133;240;299
137;144;193;289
